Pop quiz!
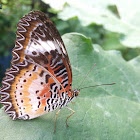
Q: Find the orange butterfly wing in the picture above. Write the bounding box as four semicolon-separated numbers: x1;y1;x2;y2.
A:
0;11;72;120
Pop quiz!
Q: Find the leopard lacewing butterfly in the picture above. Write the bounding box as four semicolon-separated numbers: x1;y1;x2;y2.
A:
0;11;80;120
0;11;115;131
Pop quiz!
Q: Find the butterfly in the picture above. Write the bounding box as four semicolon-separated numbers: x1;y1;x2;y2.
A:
0;11;80;131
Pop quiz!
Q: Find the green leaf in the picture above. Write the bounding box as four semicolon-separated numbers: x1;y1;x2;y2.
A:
0;33;140;139
103;32;125;50
55;18;105;45
128;56;140;73
42;0;66;11
44;0;140;48
103;32;140;60
115;0;140;47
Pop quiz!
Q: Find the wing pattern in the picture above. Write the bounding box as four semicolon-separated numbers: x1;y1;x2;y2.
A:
0;11;72;120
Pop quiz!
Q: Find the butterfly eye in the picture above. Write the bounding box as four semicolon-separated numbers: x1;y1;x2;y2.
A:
76;90;80;96
73;89;80;97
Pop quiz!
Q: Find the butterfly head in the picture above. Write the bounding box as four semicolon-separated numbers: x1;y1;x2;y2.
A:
71;89;80;97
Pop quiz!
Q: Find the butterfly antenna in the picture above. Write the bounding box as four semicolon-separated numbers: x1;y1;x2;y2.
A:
78;63;96;89
79;83;116;90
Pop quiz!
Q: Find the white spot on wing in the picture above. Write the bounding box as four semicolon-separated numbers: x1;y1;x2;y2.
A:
46;40;56;51
61;43;66;54
56;39;66;55
25;39;57;56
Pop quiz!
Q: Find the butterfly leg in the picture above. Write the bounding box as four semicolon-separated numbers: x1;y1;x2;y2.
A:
71;101;75;104
66;106;75;127
54;109;61;133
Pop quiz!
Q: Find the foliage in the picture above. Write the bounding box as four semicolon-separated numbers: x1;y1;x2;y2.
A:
44;0;140;48
0;33;140;139
54;18;106;45
0;0;31;56
43;0;140;60
0;0;31;84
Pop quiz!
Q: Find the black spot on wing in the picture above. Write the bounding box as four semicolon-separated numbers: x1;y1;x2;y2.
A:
64;84;68;88
39;70;44;77
50;83;56;89
54;86;58;92
45;74;51;83
32;51;37;55
44;106;47;111
38;101;41;108
61;78;68;85
56;69;67;77
47;99;50;104
62;73;68;79
32;65;37;71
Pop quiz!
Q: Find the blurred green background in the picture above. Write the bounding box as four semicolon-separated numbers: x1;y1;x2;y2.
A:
0;0;140;88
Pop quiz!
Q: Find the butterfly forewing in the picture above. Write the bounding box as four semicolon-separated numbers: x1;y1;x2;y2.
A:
0;11;72;120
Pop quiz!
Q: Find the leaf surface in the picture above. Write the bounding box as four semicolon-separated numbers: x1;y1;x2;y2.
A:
43;0;140;48
0;33;140;140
